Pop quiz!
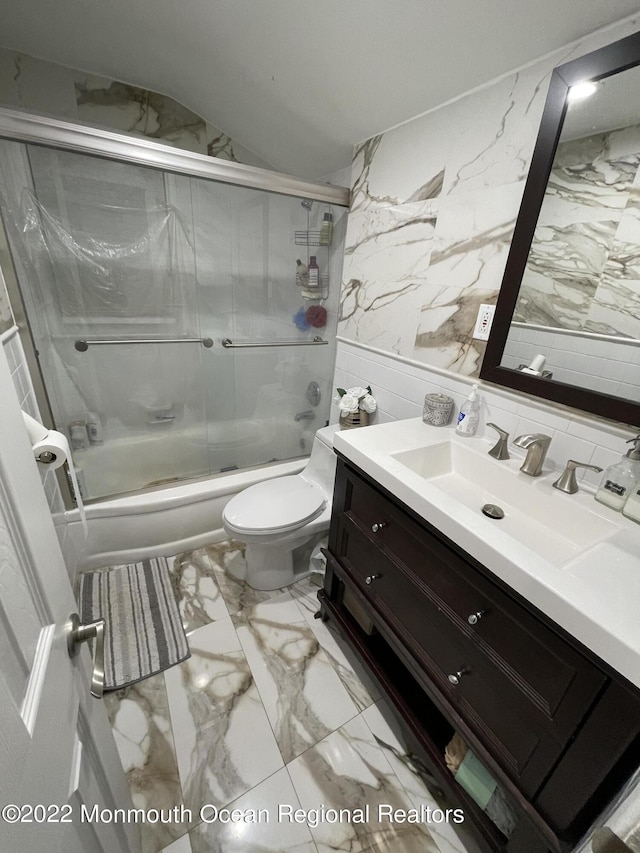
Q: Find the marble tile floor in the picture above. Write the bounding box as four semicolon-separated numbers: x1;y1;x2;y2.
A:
104;540;479;853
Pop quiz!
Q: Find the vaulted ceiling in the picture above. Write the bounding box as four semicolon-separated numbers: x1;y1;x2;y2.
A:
1;0;639;179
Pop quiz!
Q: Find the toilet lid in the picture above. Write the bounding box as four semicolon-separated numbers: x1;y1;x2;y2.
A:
224;476;326;534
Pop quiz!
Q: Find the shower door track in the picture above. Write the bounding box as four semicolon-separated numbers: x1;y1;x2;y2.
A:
0;107;350;205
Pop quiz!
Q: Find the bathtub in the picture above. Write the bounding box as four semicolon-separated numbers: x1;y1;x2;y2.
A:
63;417;317;569
77;417;312;500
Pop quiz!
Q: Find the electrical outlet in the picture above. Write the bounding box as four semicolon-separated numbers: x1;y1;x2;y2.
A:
473;303;495;341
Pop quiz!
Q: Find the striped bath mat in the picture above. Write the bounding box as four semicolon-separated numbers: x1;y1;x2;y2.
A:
79;557;190;691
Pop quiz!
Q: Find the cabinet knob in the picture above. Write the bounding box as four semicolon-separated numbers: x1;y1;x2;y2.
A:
448;667;469;686
365;573;382;585
467;610;485;625
371;522;387;533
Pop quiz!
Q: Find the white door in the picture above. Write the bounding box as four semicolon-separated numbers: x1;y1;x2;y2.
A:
0;343;137;853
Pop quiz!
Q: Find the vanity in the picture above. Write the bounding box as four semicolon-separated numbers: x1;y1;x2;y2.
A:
318;419;640;853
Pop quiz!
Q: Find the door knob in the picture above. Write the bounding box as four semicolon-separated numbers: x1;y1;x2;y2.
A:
467;610;485;625
371;522;387;533
66;613;105;699
365;573;382;585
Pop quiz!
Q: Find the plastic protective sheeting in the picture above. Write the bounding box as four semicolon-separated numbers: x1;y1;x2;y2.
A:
19;191;193;325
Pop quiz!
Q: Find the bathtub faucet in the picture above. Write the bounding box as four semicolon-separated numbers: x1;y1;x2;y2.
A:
294;410;315;422
149;414;176;423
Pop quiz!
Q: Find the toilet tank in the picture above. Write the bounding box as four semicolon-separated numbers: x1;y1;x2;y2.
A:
300;424;339;494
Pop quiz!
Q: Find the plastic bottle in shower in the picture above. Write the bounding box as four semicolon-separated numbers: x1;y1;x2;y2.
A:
319;212;333;245
86;412;104;444
296;259;308;287
308;256;320;289
70;420;88;450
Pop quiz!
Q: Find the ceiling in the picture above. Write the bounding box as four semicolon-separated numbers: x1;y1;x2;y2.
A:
1;0;639;180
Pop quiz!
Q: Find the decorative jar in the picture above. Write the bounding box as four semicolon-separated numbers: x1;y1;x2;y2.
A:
339;410;370;429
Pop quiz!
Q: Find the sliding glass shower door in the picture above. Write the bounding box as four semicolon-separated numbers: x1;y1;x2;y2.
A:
0;136;345;501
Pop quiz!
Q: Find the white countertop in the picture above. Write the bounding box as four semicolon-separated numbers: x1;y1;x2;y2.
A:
333;418;640;691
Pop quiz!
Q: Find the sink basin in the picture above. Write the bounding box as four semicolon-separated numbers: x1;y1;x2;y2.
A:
391;441;619;566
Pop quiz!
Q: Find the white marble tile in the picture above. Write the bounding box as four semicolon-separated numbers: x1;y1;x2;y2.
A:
200;541;291;617
344;203;438;283
289;578;379;712
287;714;441;852
162;832;193;853
361;702;478;853
104;673;184;853
190;768;317;853
338;276;428;356
233;591;360;763
165;617;283;819
168;547;230;635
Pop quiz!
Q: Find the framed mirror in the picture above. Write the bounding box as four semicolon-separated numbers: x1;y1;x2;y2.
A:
480;30;640;427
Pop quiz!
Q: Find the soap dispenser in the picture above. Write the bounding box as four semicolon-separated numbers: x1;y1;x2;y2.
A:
456;384;480;436
595;435;640;512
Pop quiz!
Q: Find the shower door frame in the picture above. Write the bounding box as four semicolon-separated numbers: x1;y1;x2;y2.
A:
0;106;349;509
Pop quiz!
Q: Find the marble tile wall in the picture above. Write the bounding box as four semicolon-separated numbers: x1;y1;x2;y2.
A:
515;126;640;336
0;48;271;169
338;15;640;380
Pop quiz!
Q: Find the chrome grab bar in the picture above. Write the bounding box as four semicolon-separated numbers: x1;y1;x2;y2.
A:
75;337;213;351
221;336;327;348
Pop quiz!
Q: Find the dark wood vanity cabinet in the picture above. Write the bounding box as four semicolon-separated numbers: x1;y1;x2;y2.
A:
319;457;640;853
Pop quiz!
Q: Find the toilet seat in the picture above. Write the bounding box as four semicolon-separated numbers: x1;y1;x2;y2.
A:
223;475;326;537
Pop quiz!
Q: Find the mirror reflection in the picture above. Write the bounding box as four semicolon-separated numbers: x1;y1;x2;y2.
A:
500;63;640;401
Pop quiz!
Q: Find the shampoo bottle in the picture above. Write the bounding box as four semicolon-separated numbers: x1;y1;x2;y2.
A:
308;256;320;289
595;435;640;512
456;384;480;436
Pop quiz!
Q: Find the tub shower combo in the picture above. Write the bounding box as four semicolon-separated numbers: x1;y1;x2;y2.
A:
0;108;349;566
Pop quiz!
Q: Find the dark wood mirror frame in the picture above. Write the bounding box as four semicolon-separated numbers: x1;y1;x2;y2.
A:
480;30;640;428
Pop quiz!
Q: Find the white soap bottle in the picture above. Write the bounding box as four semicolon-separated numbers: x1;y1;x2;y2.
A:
456;384;480;437
86;412;104;445
596;436;640;512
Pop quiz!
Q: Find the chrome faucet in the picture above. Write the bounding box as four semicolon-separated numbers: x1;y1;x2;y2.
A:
553;460;603;494
294;410;316;422
513;433;552;477
486;423;510;460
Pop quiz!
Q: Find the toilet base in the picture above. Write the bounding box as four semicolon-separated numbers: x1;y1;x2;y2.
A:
229;531;325;591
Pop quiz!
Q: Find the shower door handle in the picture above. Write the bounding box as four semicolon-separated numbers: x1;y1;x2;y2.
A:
74;337;214;351
66;613;105;699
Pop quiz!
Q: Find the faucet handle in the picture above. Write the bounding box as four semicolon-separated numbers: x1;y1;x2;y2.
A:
553;460;603;494
486;423;510;460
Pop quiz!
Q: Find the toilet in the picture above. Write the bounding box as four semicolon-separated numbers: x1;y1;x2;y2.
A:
222;424;338;590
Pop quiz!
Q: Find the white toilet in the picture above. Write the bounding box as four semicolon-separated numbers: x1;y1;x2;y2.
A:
222;424;338;590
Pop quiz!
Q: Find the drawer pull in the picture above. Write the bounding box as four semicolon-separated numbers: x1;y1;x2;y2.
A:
371;522;387;533
448;667;469;686
365;573;382;585
467;610;485;625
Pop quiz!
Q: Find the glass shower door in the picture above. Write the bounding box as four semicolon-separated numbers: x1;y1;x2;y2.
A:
0;141;211;499
0;134;346;502
190;177;343;472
